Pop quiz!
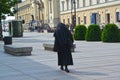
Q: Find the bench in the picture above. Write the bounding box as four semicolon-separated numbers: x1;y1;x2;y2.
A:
43;43;76;52
4;45;32;56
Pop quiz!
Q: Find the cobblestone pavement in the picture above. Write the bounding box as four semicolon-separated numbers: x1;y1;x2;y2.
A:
0;31;120;80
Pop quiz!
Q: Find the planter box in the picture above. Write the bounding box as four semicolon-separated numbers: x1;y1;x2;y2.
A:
43;43;76;52
4;45;32;56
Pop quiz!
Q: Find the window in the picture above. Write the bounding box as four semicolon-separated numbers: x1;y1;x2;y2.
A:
63;19;65;23
91;13;97;24
62;1;65;11
78;17;80;24
77;0;79;8
91;13;100;24
83;0;85;7
97;0;100;4
116;12;120;22
105;0;108;2
66;0;69;10
84;16;86;24
68;18;70;24
106;13;110;24
71;0;73;10
90;0;92;6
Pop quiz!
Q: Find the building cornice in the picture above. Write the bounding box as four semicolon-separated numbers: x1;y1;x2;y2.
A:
60;0;120;14
18;4;31;11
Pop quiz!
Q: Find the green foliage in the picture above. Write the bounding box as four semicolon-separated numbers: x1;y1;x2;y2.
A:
74;25;87;40
85;24;101;41
0;0;18;39
101;24;120;42
0;0;18;18
17;0;22;3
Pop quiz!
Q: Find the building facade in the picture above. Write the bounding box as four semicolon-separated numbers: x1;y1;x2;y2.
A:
60;0;120;28
15;0;44;29
16;0;31;29
15;0;60;29
47;0;60;28
41;0;60;28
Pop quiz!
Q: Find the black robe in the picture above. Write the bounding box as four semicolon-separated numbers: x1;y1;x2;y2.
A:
54;23;73;66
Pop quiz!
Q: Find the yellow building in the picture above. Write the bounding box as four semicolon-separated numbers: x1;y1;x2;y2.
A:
15;0;44;29
16;0;31;29
60;0;120;28
43;0;60;28
16;0;60;29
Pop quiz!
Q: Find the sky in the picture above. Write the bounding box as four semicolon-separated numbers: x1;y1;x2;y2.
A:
5;16;15;21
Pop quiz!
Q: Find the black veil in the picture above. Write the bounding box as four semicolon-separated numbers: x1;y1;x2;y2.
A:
54;23;72;46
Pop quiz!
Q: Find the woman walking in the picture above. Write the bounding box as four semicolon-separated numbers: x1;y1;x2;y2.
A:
53;23;74;73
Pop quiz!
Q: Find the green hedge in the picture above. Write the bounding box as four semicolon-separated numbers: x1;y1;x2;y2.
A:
101;24;120;42
85;24;101;41
74;25;87;40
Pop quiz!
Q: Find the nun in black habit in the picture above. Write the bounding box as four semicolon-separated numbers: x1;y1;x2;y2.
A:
53;23;74;73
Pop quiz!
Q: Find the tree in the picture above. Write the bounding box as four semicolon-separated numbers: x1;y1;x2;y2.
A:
0;0;19;39
74;25;87;40
101;24;120;42
85;24;101;41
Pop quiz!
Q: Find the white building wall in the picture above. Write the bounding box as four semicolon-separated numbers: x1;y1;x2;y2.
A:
60;0;120;27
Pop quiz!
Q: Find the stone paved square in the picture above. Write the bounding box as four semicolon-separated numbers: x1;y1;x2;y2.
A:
0;32;120;80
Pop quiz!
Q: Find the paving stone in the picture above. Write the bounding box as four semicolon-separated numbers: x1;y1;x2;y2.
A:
0;32;120;80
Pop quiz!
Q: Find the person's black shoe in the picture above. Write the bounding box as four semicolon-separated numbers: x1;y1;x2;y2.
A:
60;66;64;71
65;68;69;73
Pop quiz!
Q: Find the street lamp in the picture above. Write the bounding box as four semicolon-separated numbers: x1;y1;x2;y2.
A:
73;0;76;26
71;0;76;32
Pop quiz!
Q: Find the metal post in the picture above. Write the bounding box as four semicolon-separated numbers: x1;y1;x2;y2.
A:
73;0;76;31
38;3;40;22
16;3;18;20
71;0;73;24
71;0;76;32
70;0;73;32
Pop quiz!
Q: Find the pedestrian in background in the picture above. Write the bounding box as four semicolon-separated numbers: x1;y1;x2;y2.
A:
53;23;74;73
